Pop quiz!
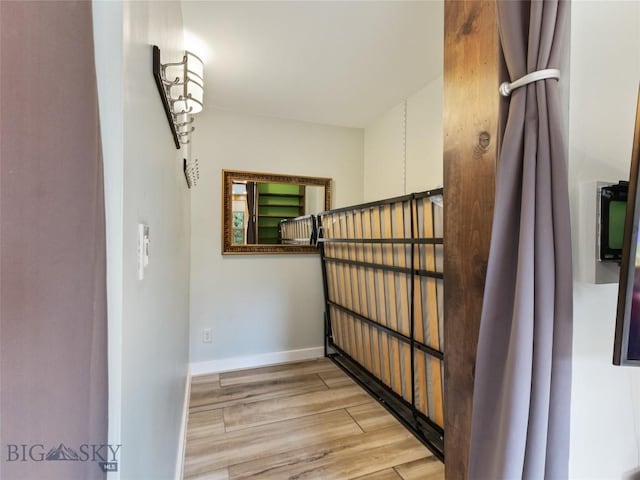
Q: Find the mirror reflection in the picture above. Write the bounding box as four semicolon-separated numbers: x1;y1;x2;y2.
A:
231;182;325;245
222;170;331;254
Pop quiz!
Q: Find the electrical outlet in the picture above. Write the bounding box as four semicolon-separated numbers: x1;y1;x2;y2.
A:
202;328;212;343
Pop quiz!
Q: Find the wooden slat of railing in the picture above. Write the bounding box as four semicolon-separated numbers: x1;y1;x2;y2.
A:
393;200;412;401
280;216;314;244
363;208;382;380
437;271;445;349
423;199;440;351
329;215;346;354
346;211;364;367
346;213;361;364
394;202;410;338
332;305;338;350
371;206;392;388
423;197;444;427
336;214;350;354
382;204;402;396
344;215;356;361
323;216;334;336
352;210;372;372
412;202;429;416
322;193;443;427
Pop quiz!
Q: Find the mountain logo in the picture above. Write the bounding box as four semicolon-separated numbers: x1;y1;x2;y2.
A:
6;441;120;471
45;443;80;461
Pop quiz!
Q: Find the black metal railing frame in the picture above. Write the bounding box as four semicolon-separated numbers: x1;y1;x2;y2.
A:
317;188;445;460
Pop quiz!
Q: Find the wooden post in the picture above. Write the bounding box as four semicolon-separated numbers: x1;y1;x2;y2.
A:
443;0;503;478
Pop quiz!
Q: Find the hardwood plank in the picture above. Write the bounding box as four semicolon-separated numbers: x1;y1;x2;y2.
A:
318;368;355;388
192;372;220;386
223;384;371;432
219;358;336;387
185;469;229;480
347;401;399;433
187;409;225;442
186;360;440;480
353;469;402;480
190;373;327;412
228;425;428;480
184;409;363;477
443;0;501;477
394;457;445;480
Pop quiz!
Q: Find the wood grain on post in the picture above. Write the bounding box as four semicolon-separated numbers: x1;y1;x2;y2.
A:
443;0;501;478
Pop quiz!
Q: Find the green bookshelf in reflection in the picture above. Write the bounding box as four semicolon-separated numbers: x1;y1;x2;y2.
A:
257;183;305;244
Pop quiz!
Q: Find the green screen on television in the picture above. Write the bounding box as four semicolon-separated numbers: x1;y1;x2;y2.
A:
609;200;627;250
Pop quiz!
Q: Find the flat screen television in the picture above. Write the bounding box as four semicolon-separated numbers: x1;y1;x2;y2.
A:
614;85;640;366
599;181;628;262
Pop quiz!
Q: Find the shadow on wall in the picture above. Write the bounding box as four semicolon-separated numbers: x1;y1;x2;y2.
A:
624;468;640;480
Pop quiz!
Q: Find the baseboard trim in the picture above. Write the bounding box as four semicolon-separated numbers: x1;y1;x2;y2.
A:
175;365;191;480
190;346;324;376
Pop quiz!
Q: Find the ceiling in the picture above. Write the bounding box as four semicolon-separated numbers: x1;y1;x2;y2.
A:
181;1;443;129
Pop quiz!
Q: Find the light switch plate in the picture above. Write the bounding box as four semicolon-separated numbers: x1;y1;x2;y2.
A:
202;328;212;343
138;224;150;280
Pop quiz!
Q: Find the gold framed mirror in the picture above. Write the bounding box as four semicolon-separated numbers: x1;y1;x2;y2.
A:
222;170;332;254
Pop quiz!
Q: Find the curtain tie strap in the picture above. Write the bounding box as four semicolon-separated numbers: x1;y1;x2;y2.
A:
499;68;560;97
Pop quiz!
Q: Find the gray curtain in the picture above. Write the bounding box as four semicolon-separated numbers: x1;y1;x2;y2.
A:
1;2;108;479
467;1;573;478
246;182;258;243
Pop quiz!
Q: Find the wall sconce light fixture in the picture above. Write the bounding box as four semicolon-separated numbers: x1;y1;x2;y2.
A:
152;45;204;149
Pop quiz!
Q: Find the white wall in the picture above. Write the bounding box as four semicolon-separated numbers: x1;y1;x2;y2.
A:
362;0;442;203
92;2;124;477
406;77;444;194
363;75;443;201
568;1;640;478
363;101;405;200
95;1;191;478
189;109;363;366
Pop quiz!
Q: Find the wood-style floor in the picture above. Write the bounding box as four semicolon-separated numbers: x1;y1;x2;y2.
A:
183;358;444;480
